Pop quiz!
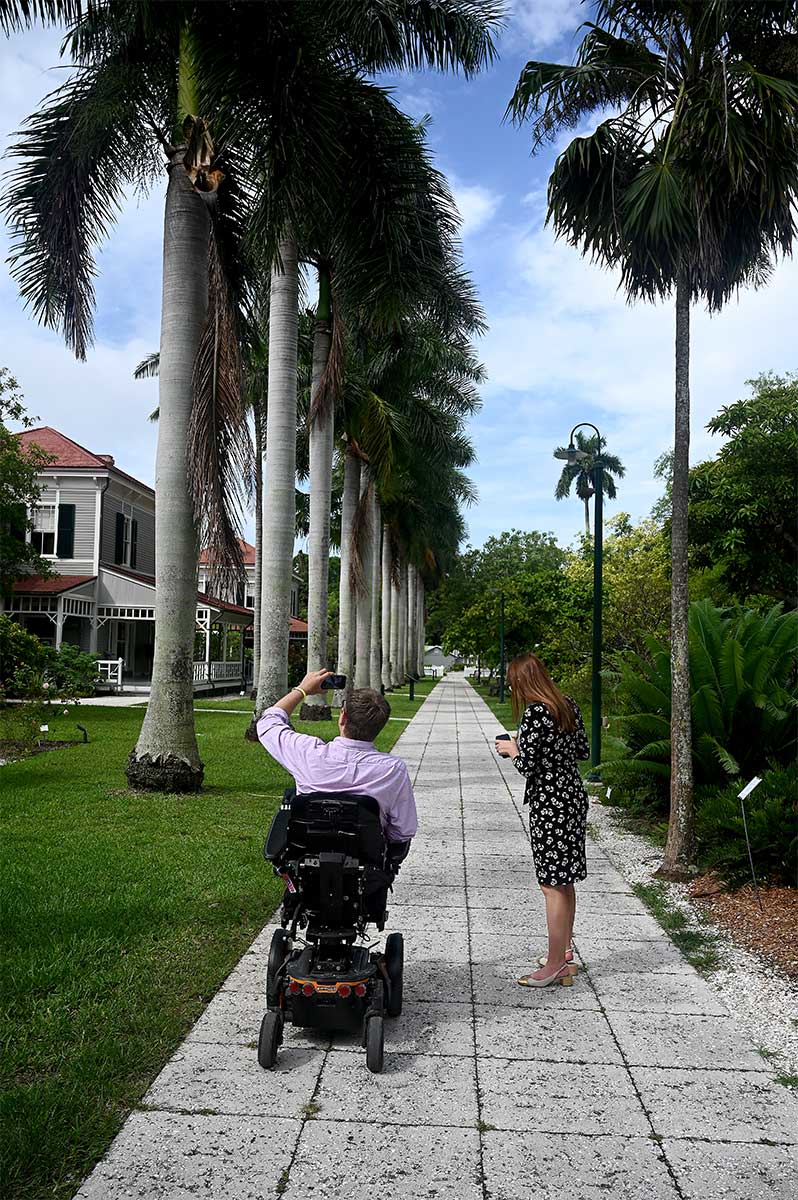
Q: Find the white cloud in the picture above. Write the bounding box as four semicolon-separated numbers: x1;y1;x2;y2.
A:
450;179;503;238
462;210;798;546
505;0;586;53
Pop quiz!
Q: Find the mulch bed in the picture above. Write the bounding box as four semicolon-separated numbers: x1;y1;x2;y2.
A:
689;874;798;979
0;739;81;765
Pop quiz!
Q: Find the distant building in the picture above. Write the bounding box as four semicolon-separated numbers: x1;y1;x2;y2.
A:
4;427;306;691
424;644;457;672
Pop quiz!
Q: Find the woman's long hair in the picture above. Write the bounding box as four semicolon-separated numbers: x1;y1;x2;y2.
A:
506;652;575;732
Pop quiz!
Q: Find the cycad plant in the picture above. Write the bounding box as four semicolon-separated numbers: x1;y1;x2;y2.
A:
508;0;798;875
554;431;624;535
603;599;798;800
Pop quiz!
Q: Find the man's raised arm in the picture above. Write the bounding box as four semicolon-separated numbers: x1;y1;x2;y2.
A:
256;670;332;774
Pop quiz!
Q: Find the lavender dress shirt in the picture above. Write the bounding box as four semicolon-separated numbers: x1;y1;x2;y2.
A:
256;707;418;843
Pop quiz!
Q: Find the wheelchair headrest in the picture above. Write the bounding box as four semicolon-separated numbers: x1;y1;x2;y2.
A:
285;789;385;863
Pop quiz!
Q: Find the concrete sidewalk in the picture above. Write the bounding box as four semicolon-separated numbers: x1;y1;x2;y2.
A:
75;674;797;1199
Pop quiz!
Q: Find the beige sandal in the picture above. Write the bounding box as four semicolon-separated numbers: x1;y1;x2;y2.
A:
517;963;574;988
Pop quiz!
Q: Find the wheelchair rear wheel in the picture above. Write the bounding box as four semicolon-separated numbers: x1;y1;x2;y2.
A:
365;1014;384;1074
385;932;404;1018
267;929;291;1009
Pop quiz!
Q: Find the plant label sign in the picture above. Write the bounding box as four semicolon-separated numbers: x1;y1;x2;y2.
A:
40;724;49;733
737;776;762;801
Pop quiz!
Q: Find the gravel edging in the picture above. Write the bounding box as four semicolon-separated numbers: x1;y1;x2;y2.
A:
587;800;798;1078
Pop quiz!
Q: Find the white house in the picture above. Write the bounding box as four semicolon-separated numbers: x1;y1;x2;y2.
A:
4;427;306;691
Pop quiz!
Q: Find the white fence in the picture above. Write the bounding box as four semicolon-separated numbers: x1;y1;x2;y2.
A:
96;658;124;688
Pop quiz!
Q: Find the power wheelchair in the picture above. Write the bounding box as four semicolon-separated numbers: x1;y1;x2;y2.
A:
257;788;407;1074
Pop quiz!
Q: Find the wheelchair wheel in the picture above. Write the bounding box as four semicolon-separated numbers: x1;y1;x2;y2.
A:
365;1014;384;1074
258;1010;283;1069
266;929;291;1009
385;932;404;1018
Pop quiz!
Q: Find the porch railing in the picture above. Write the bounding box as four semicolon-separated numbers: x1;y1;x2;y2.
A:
192;661;245;683
96;658;124;688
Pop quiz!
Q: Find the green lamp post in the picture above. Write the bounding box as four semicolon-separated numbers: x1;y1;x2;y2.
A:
554;423;604;775
498;590;506;703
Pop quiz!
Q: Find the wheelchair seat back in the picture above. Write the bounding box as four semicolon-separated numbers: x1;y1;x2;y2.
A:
264;790;389;937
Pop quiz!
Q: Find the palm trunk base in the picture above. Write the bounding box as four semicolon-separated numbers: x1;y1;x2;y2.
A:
653;863;693;883
244;716;261;743
299;702;332;721
126;750;204;793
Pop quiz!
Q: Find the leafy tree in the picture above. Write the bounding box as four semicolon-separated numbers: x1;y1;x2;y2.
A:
508;0;798;877
554;431;625;535
689;373;798;606
0;369;54;593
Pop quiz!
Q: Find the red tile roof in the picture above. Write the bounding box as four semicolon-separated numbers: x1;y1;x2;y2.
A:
16;427;154;495
199;538;256;566
13;574;96;594
290;616;308;633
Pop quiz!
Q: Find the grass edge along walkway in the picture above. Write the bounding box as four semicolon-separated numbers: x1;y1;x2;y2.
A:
0;676;437;1200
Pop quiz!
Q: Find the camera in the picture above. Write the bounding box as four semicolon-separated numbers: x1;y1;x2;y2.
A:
321;674;347;690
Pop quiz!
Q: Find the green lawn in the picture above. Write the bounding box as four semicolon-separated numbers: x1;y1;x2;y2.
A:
0;689;428;1200
194;675;440;723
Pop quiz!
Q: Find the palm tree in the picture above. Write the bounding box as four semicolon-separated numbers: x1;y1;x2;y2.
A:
508;0;798;878
4;5;259;790
554;431;625;535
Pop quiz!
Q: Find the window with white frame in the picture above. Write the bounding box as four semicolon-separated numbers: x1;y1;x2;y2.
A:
245;593;255;608
30;504;56;555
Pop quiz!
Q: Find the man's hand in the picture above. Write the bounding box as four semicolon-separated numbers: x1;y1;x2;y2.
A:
297;669;333;696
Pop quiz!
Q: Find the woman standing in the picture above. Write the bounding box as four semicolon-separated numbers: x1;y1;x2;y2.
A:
495;652;590;988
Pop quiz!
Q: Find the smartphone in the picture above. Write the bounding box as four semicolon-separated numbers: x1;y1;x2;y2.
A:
495;733;511;741
321;674;347;690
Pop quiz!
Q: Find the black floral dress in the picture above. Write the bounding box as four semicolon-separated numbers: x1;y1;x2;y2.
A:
512;699;591;886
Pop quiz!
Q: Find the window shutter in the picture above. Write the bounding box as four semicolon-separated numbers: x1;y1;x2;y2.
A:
114;511;125;563
9;503;27;544
130;519;138;568
56;503;76;558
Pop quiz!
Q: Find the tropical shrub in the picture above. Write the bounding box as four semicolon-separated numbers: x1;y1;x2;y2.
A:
602;600;798;808
0;615;97;701
696;764;798;888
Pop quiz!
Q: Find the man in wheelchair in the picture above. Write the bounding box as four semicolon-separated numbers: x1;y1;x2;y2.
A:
256;668;417;860
254;670;417;1072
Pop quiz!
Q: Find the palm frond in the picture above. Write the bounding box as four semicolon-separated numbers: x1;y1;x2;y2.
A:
133;352;160;380
188;214;249;597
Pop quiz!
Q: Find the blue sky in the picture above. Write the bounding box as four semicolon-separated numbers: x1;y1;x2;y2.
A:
2;1;796;552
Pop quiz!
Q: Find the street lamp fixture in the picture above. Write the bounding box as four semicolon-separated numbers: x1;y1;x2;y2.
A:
555;421;605;777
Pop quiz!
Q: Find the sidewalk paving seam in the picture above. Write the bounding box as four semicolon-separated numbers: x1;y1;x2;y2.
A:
456;681;491;1200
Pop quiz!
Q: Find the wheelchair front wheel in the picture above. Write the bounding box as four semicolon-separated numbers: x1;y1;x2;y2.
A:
365;1014;384;1074
258;1010;283;1069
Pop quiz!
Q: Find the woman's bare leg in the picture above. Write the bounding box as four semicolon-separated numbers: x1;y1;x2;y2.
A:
534;883;570;975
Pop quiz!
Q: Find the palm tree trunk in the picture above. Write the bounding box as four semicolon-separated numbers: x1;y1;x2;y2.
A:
417;576;425;678
407;563;417;678
381;526;392;689
658;270;695;879
584;496;591;536
398;560;408;683
300;268;333;720
126;144;208;792
251;394;263;698
254;235;299;713
369;495;382;690
336;446;360;696
389;559;401;687
354;473;373;688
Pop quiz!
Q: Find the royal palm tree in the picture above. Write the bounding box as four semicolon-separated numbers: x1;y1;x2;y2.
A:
554;431;625;535
508;0;798;877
